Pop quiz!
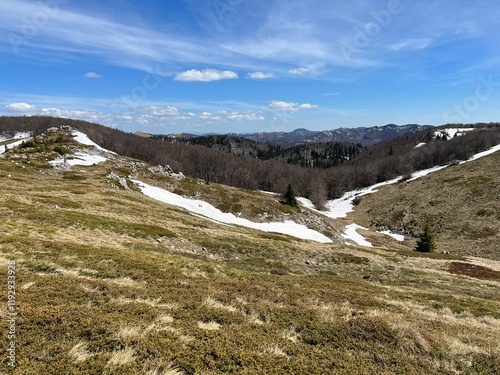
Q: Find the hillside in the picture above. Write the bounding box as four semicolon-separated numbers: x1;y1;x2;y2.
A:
1;125;500;374
154;133;364;169
348;148;500;260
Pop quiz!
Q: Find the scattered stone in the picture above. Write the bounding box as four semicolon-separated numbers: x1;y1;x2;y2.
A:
171;171;185;180
363;275;372;280
156;238;162;243
118;177;130;190
441;250;449;255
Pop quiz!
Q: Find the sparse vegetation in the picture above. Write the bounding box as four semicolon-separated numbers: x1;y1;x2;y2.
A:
0;120;499;373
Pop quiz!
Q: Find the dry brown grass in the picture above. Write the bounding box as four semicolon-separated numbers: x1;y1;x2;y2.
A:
203;296;238;313
197;321;221;331
68;340;95;363
106;347;136;367
146;362;185;375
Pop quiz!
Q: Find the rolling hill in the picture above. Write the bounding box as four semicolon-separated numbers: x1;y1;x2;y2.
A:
0;121;499;374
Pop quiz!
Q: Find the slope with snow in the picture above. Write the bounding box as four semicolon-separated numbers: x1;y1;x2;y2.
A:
0;132;32;155
322;141;500;219
132;180;332;244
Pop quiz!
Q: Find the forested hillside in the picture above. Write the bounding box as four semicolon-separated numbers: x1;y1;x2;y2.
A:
2;116;500;208
155;133;364;169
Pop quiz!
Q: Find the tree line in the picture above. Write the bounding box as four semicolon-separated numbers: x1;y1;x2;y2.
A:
156;133;364;169
2;116;500;208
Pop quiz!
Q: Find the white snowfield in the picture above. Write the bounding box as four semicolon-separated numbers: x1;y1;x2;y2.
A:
132;180;333;243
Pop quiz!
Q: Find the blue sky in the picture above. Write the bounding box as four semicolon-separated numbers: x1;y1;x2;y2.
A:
1;0;499;134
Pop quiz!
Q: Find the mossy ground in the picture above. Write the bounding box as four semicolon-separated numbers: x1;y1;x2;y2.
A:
0;130;499;374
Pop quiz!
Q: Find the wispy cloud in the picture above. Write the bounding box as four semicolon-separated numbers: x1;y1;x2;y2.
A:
289;67;311;75
246;72;277;79
84;72;102;79
269;100;318;113
0;0;497;78
174;69;238;82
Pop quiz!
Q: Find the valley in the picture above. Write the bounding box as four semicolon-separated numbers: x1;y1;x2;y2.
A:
1;119;499;374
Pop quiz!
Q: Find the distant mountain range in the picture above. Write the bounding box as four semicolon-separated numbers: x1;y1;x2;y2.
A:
239;124;434;146
144;124;434;147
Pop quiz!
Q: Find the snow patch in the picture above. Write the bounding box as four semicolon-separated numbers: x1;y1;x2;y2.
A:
49;151;107;167
0;133;33;155
435;128;475;139
379;230;405;242
415;142;426;148
342;224;373;247
323;177;400;219
132;180;332;243
461;143;500;163
407;165;448;182
72;130;116;154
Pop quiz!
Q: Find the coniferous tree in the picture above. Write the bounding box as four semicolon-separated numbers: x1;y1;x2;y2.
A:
415;224;436;253
283;184;298;207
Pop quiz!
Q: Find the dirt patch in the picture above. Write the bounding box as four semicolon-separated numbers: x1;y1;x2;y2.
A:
448;262;500;281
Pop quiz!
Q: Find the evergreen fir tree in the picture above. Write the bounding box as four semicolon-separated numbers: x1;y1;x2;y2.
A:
283;184;298;207
415;224;436;252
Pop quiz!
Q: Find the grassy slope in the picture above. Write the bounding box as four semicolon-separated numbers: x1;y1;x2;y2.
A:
0;129;499;374
350;150;500;260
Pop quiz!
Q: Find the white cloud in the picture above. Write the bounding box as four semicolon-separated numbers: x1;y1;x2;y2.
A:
269;100;318;113
174;69;238;82
298;103;318;110
143;106;181;117
246;72;277;79
5;102;37;112
289;67;311;75
84;72;102;79
269;100;299;112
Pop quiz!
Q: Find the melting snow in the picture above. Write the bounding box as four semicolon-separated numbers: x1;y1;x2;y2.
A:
407;165;448;181
379;230;405;242
132;180;332;243
0;132;32;154
342;224;373;247
461;143;500;163
72;130;116;154
49;151;108;167
435;128;475;139
322;177;401;219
